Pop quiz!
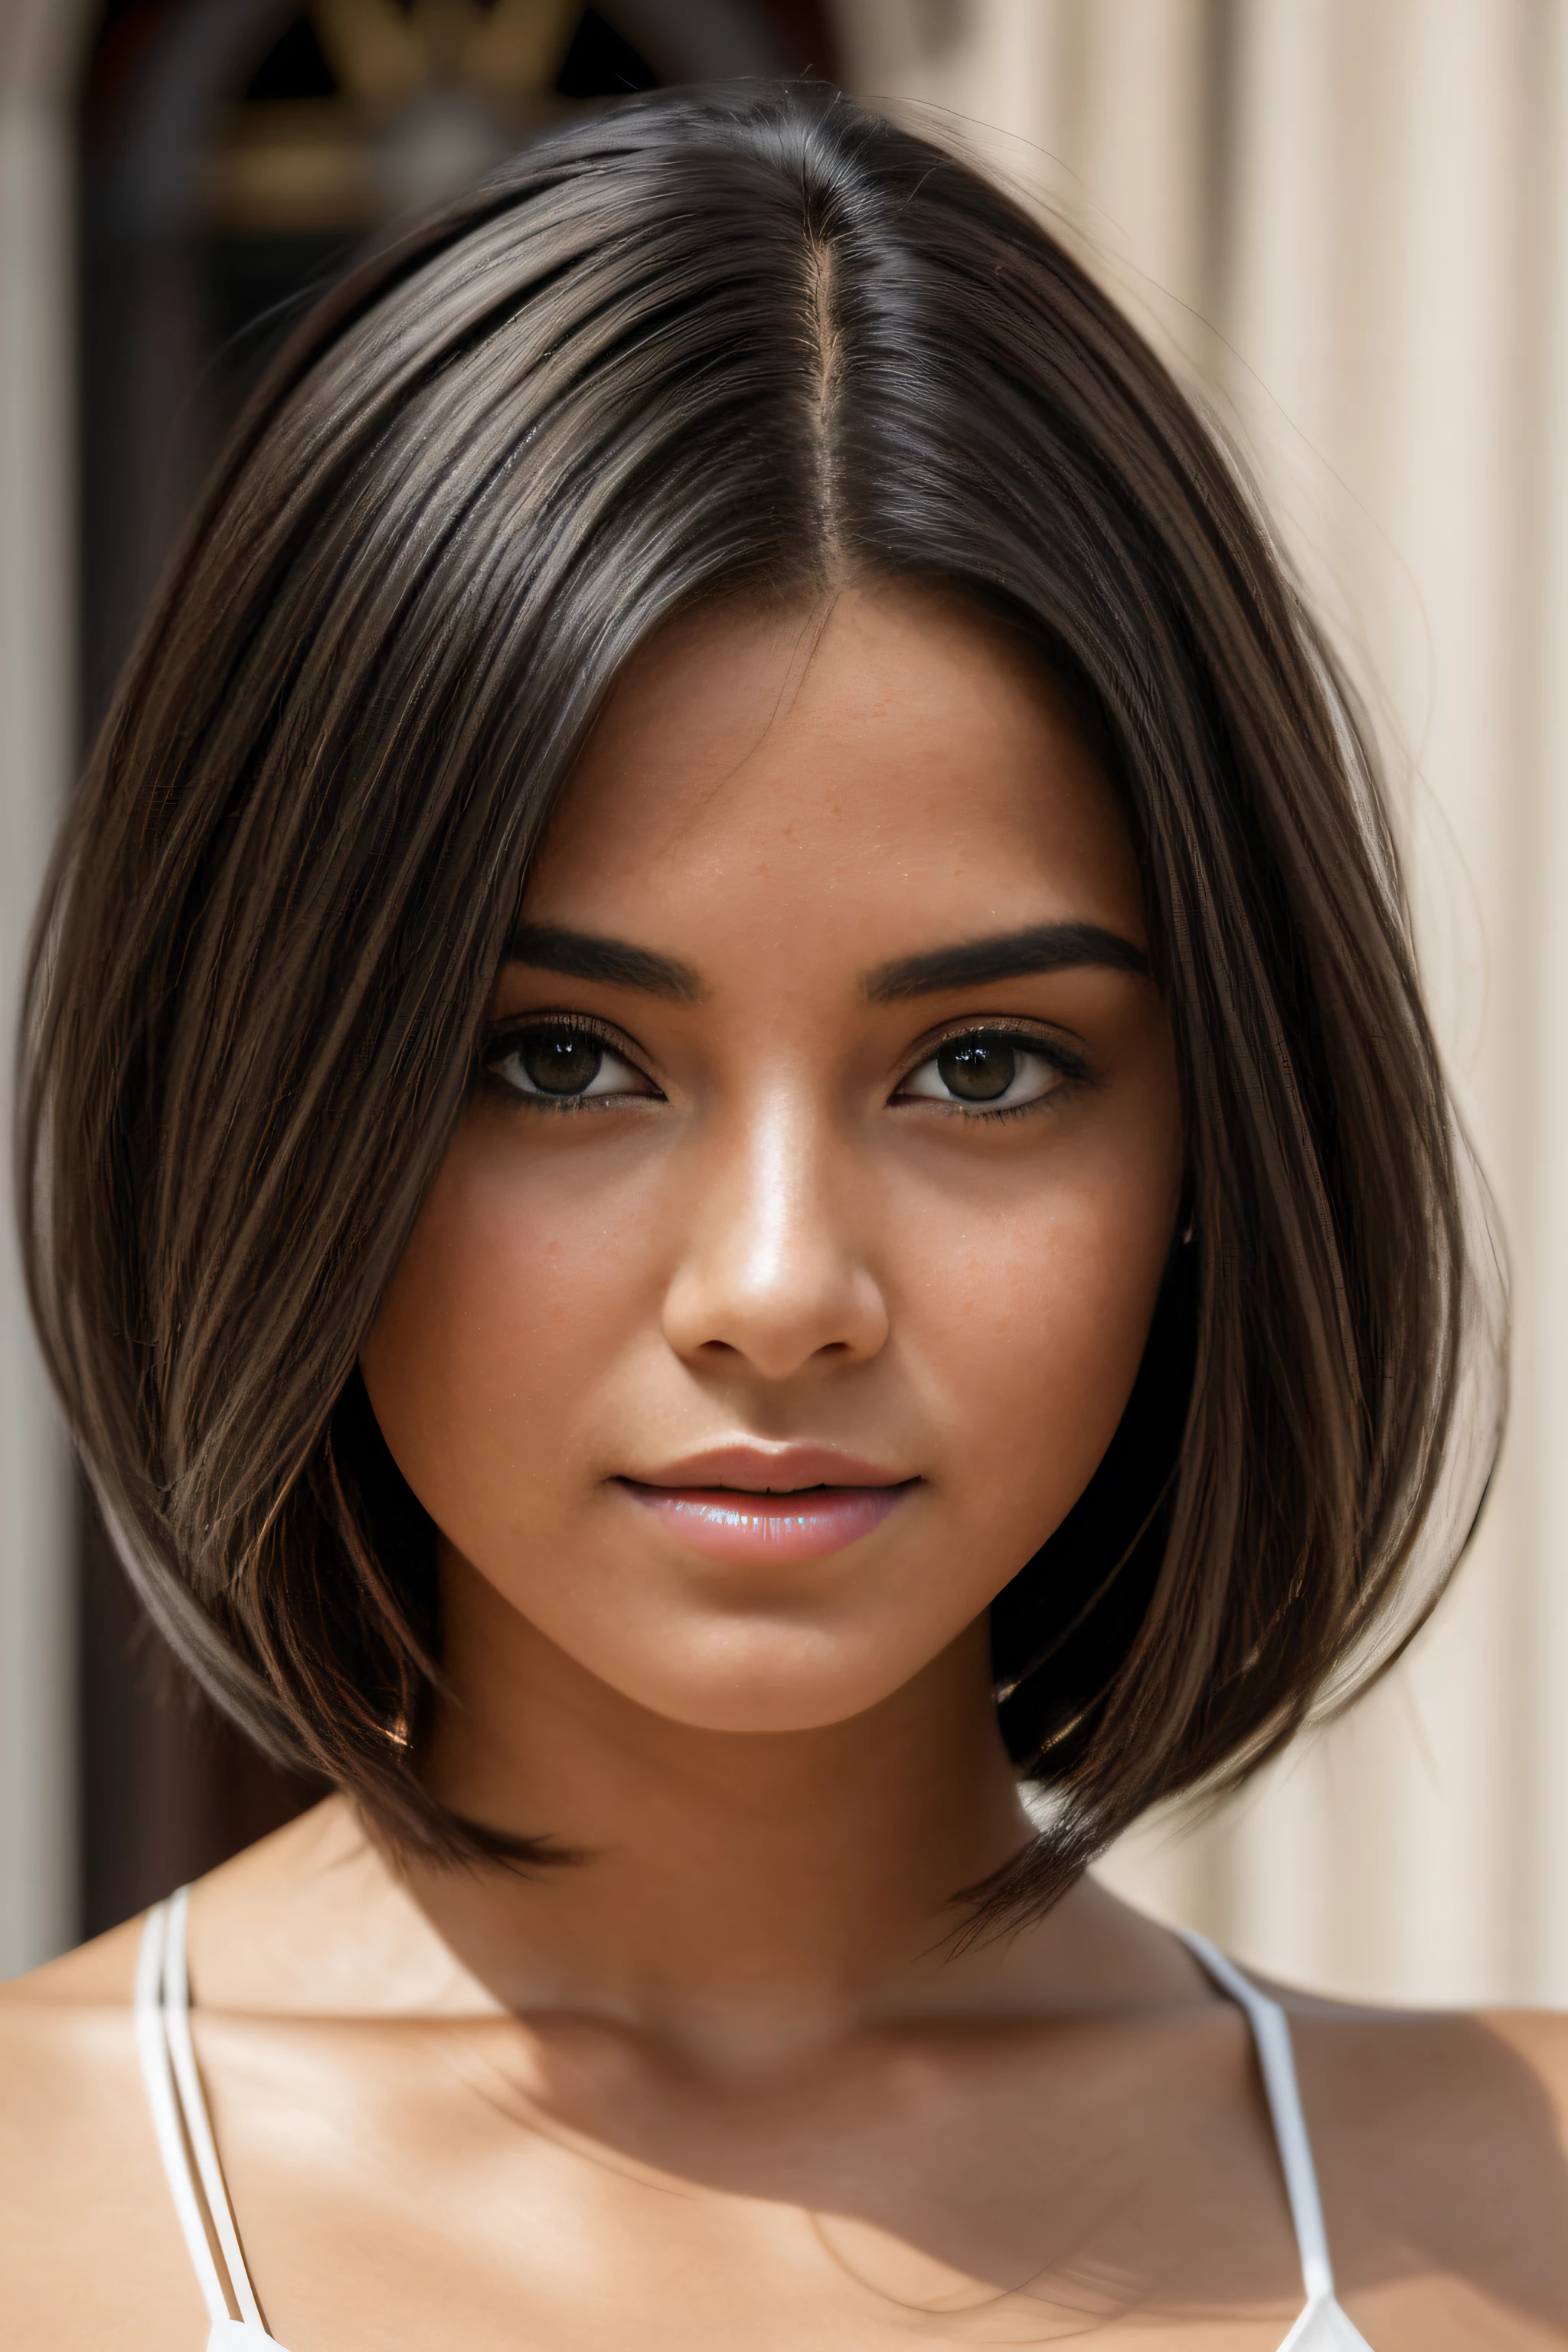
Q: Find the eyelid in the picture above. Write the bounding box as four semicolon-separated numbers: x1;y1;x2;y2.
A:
484;1008;653;1069
892;1015;1092;1089
479;1011;1091;1102
480;1009;663;1099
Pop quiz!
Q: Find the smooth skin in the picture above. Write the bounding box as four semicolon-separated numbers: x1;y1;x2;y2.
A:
4;586;1568;2350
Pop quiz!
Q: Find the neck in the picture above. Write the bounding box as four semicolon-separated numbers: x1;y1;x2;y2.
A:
403;1548;1044;2048
384;1553;1195;2073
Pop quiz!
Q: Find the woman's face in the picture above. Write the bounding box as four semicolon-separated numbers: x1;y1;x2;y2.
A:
361;586;1183;1736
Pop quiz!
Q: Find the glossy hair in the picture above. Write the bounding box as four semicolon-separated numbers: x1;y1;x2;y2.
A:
20;80;1501;1917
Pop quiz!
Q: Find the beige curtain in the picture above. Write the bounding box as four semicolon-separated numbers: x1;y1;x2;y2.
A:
835;0;1568;2007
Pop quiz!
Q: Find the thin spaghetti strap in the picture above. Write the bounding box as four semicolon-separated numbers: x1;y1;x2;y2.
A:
135;1901;231;2328
135;1893;291;2349
1179;1929;1335;2308
162;1886;271;2334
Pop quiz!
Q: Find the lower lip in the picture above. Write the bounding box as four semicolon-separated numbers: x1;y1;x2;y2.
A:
621;1484;907;1563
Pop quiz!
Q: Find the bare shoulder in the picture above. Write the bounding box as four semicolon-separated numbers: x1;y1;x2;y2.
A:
0;1803;366;2348
0;1906;147;2147
1;1908;143;2008
1282;1981;1568;2158
0;1914;211;2347
1280;1985;1568;2335
1480;2001;1568;2117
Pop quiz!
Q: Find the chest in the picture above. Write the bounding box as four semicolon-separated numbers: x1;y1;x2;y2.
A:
0;2013;1538;2352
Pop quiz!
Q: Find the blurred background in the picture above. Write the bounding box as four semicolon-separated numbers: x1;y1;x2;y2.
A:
2;0;1566;2007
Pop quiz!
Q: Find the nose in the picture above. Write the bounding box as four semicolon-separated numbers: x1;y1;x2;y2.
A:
660;1092;890;1380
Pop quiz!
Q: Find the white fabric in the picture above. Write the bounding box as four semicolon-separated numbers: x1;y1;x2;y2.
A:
162;1888;270;2334
1278;2299;1380;2350
1180;1931;1375;2350
134;1897;291;2350
136;1893;1369;2350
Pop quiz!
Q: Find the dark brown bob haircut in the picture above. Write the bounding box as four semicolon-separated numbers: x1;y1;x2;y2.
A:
21;80;1501;1918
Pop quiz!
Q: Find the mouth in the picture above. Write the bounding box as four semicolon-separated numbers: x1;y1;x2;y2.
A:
616;1444;916;1565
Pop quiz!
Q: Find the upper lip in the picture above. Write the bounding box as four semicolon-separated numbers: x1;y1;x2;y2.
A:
619;1443;913;1493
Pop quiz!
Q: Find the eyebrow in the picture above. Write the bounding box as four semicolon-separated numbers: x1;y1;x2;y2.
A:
505;923;704;1001
866;922;1151;1002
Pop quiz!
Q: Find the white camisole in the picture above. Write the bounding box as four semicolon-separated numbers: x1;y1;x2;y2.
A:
135;1887;1375;2350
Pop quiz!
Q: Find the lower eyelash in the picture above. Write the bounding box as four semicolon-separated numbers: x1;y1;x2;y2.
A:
509;1087;650;1112
938;1093;1066;1125
903;1042;1087;1119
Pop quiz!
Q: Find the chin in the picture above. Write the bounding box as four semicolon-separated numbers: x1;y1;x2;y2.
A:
645;1690;892;1736
594;1625;944;1738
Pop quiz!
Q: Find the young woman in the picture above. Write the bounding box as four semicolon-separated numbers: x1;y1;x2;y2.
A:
2;79;1563;2352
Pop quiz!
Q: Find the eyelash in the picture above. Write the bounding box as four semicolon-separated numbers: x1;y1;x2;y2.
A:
891;1021;1090;1121
481;1014;658;1111
480;1018;1091;1116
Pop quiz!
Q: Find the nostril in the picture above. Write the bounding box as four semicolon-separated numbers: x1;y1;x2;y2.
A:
658;1175;890;1376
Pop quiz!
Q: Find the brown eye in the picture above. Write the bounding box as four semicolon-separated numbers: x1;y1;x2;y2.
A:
897;1028;1068;1115
486;1023;656;1106
520;1028;603;1095
936;1036;1016;1100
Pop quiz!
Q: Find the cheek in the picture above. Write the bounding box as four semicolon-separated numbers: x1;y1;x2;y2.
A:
358;1057;1184;1731
358;1132;658;1542
913;1142;1179;1563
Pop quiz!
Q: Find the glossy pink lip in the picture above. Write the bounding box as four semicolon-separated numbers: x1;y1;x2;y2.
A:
618;1446;913;1563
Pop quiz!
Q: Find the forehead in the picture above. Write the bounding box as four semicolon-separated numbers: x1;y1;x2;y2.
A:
524;584;1142;941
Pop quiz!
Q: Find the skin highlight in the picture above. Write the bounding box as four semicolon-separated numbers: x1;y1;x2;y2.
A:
2;589;1566;2351
361;584;1183;1756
